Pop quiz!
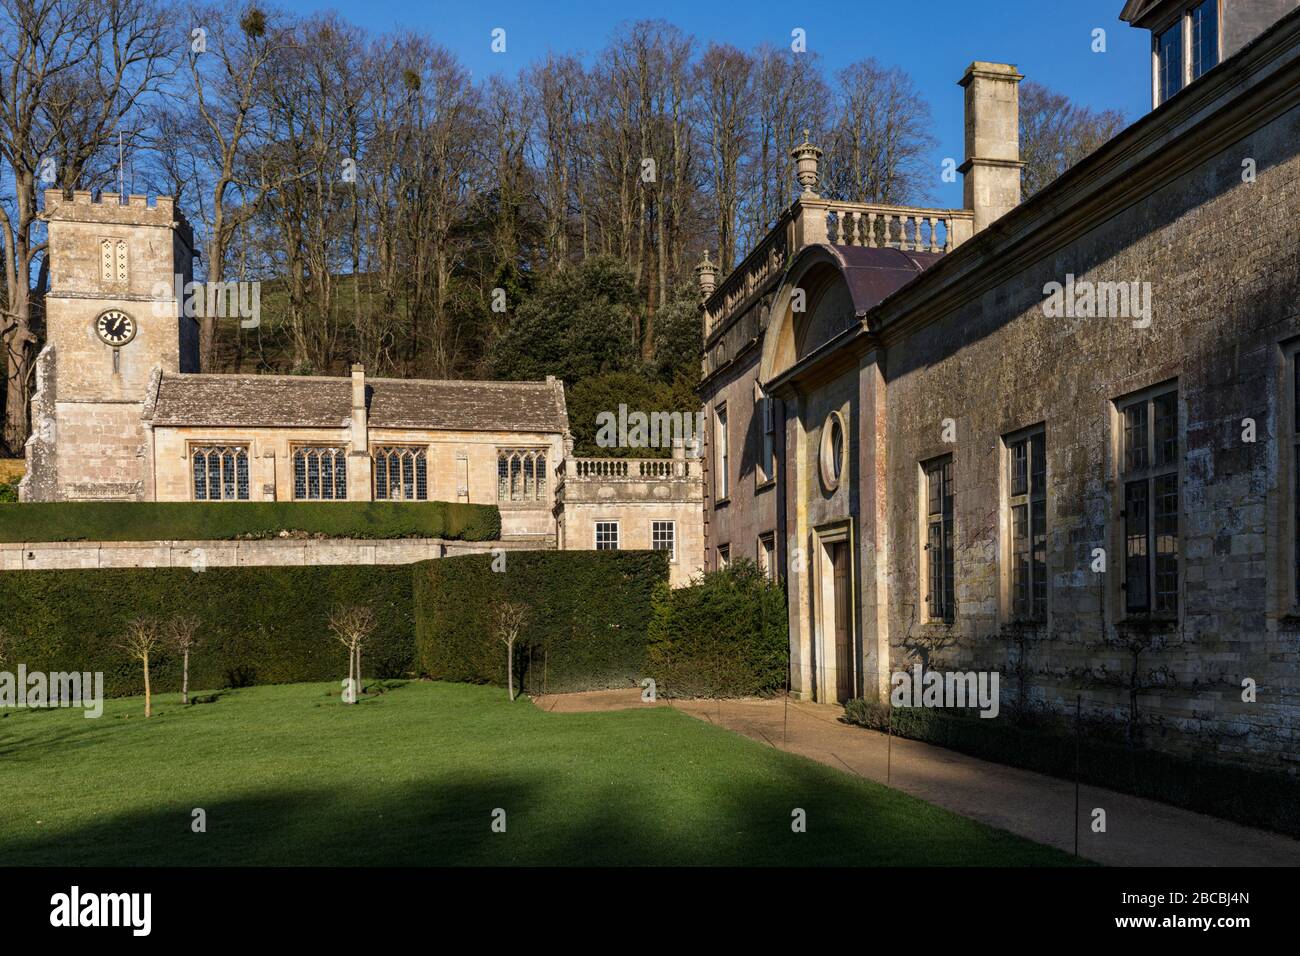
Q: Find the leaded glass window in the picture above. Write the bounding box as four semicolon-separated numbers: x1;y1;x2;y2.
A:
1120;387;1180;615
373;446;427;500
1007;430;1047;621
923;456;955;623
191;445;250;501
496;448;548;502
293;446;348;500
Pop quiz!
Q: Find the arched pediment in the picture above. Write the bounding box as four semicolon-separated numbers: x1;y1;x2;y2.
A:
759;243;940;387
760;246;857;386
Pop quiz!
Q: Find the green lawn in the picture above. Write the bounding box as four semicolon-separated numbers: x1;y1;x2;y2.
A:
0;680;1076;866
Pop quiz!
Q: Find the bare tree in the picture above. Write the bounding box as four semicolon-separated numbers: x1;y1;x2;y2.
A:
1019;81;1125;199
328;604;375;703
167;614;201;705
492;600;530;701
742;44;830;251
694;43;753;270
822;59;934;208
117;617;162;717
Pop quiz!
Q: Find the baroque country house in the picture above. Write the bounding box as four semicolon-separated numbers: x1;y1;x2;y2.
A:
18;191;704;586
697;0;1300;772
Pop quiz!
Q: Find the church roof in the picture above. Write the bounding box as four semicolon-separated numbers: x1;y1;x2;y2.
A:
146;372;568;434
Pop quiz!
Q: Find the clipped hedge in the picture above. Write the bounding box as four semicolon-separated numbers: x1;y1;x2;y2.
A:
414;550;667;694
647;560;788;697
842;698;1300;839
0;500;500;543
0;565;415;697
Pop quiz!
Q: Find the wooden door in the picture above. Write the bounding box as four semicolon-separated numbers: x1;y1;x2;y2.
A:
831;541;853;702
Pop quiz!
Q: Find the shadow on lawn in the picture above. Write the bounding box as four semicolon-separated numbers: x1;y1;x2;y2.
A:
2;762;1077;867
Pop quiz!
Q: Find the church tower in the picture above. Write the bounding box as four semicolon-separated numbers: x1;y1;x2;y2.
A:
21;191;197;501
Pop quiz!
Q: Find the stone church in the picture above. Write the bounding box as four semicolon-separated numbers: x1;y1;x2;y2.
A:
698;0;1300;771
18;191;703;585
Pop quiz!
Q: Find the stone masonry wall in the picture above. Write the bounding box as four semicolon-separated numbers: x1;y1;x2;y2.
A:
880;88;1300;774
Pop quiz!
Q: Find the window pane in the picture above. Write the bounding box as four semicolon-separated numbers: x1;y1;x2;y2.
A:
1154;472;1179;613
1030;433;1046;497
652;520;675;561
1153;392;1178;467
1158;21;1184;103
1125;480;1150;612
193;452;207;500
1031;497;1047;618
1190;0;1218;80
1010;439;1028;497
1124;403;1148;473
1012;503;1029;618
927;520;942;619
942;487;955;621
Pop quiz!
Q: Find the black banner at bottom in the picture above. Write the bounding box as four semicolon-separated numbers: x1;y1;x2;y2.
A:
1;865;1285;942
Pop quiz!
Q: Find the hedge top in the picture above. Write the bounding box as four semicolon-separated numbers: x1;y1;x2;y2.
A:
0;500;501;543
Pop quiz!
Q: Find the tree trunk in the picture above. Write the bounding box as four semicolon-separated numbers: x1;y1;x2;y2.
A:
143;655;152;718
507;638;515;701
3;321;35;453
182;648;190;705
355;646;362;696
347;645;355;703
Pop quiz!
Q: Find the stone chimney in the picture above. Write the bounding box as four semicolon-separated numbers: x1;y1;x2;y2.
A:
958;62;1024;232
346;363;371;500
350;363;367;453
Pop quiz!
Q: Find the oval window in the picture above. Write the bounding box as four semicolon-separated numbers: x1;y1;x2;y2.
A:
819;410;847;492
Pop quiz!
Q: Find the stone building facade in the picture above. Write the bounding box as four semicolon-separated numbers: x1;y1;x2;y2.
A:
699;1;1300;772
19;191;703;576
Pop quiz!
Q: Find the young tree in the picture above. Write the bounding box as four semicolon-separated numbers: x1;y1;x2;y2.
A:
492;600;530;701
167;614;201;705
328;604;375;703
117;618;162;717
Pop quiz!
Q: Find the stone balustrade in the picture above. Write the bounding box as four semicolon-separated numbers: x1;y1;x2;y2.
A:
703;196;974;337
557;457;702;481
822;203;972;253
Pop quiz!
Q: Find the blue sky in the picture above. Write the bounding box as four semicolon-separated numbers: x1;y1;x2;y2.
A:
279;0;1151;208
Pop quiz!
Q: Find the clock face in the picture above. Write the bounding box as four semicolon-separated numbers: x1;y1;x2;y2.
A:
95;309;136;347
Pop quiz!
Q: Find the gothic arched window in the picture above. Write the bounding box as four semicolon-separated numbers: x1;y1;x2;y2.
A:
293;446;348;500
497;448;547;501
191;445;249;501
373;446;427;500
